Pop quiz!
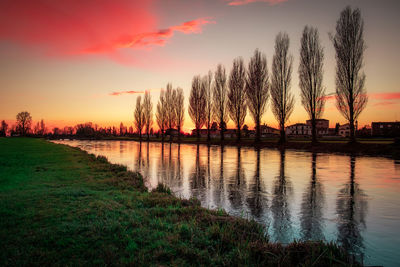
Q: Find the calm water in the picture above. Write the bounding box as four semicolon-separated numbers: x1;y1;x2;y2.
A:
53;140;400;266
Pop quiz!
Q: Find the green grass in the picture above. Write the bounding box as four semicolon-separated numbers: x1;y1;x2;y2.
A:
0;138;359;266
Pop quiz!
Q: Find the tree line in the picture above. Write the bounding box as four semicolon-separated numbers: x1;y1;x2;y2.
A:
0;7;367;144
132;6;367;144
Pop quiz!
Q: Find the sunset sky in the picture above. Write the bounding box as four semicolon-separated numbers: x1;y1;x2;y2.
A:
1;0;399;132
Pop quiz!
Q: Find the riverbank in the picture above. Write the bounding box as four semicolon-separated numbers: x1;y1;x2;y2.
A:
52;135;399;159
0;138;360;266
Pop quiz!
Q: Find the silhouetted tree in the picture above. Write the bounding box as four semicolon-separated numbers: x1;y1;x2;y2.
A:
174;87;185;141
246;49;269;142
299;26;326;143
189;75;206;139
0;120;8;136
156;90;167;141
34;122;40;135
165;83;176;133
16;111;32;136
332;6;367;143
134;96;145;140
213;64;229;141
203;71;213;142
120;122;125;136
143;90;153;140
40;119;46;135
228;57;247;142
271;33;295;144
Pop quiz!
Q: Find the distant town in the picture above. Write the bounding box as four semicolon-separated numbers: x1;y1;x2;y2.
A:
1;117;399;140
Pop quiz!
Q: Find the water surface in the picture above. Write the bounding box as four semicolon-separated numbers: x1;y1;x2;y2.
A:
53;140;400;266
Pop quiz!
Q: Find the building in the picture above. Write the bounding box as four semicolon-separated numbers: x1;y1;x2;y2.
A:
371;122;400;137
286;123;311;136
306;119;329;136
338;123;350;137
260;124;280;136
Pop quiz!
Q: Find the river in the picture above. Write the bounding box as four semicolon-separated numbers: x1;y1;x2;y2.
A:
52;140;400;266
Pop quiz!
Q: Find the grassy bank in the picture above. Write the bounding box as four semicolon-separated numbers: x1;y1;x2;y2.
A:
0;138;359;266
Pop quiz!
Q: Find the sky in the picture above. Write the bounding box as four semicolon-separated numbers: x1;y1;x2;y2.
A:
0;0;399;132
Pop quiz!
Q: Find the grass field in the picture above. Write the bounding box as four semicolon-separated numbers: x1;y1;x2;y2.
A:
0;138;359;266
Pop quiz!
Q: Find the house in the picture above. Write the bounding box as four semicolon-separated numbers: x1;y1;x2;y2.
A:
338;121;359;137
338;123;350;137
371;122;400;137
191;129;220;138
260;124;280;136
306;119;329;136
286;123;311;136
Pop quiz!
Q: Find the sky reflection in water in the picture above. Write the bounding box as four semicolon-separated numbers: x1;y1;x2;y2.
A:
53;140;400;267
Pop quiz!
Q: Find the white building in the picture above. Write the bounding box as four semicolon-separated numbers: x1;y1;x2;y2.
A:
286;123;311;136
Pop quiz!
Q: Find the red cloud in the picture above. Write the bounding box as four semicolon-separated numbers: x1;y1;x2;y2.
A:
0;0;214;61
83;18;215;54
109;91;144;96
0;0;156;55
226;0;288;6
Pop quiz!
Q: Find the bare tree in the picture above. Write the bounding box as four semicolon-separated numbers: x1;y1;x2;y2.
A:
0;120;8;136
174;87;185;141
213;64;229;141
332;6;367;143
134;96;145;140
271;32;295;144
16;111;32;136
156;90;167;141
143;90;153;140
228;57;247;142
246;49;269;142
34;122;40;135
165;83;176;131
202;71;213;142
40;119;46;135
299;26;326;144
189;75;206;139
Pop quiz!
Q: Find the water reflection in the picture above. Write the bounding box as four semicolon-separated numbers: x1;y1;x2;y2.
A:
300;153;325;241
228;147;246;211
336;156;368;262
271;150;293;243
52;140;400;267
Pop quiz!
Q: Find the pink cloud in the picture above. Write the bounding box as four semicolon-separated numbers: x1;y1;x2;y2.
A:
109;91;144;96
373;101;397;107
0;0;156;55
0;0;214;63
226;0;288;6
370;92;400;100
82;18;215;54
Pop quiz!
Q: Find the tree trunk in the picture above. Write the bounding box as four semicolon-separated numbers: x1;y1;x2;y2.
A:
279;122;286;144
207;124;211;142
177;126;181;142
350;117;355;143
196;128;200;141
311;115;317;144
236;124;241;143
255;119;260;143
220;121;224;141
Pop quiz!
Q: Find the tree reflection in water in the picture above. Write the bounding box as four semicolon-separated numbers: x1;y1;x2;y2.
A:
213;145;226;208
246;148;266;219
271;149;293;243
300;153;325;241
190;144;207;201
228;147;246;211
336;155;368;263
